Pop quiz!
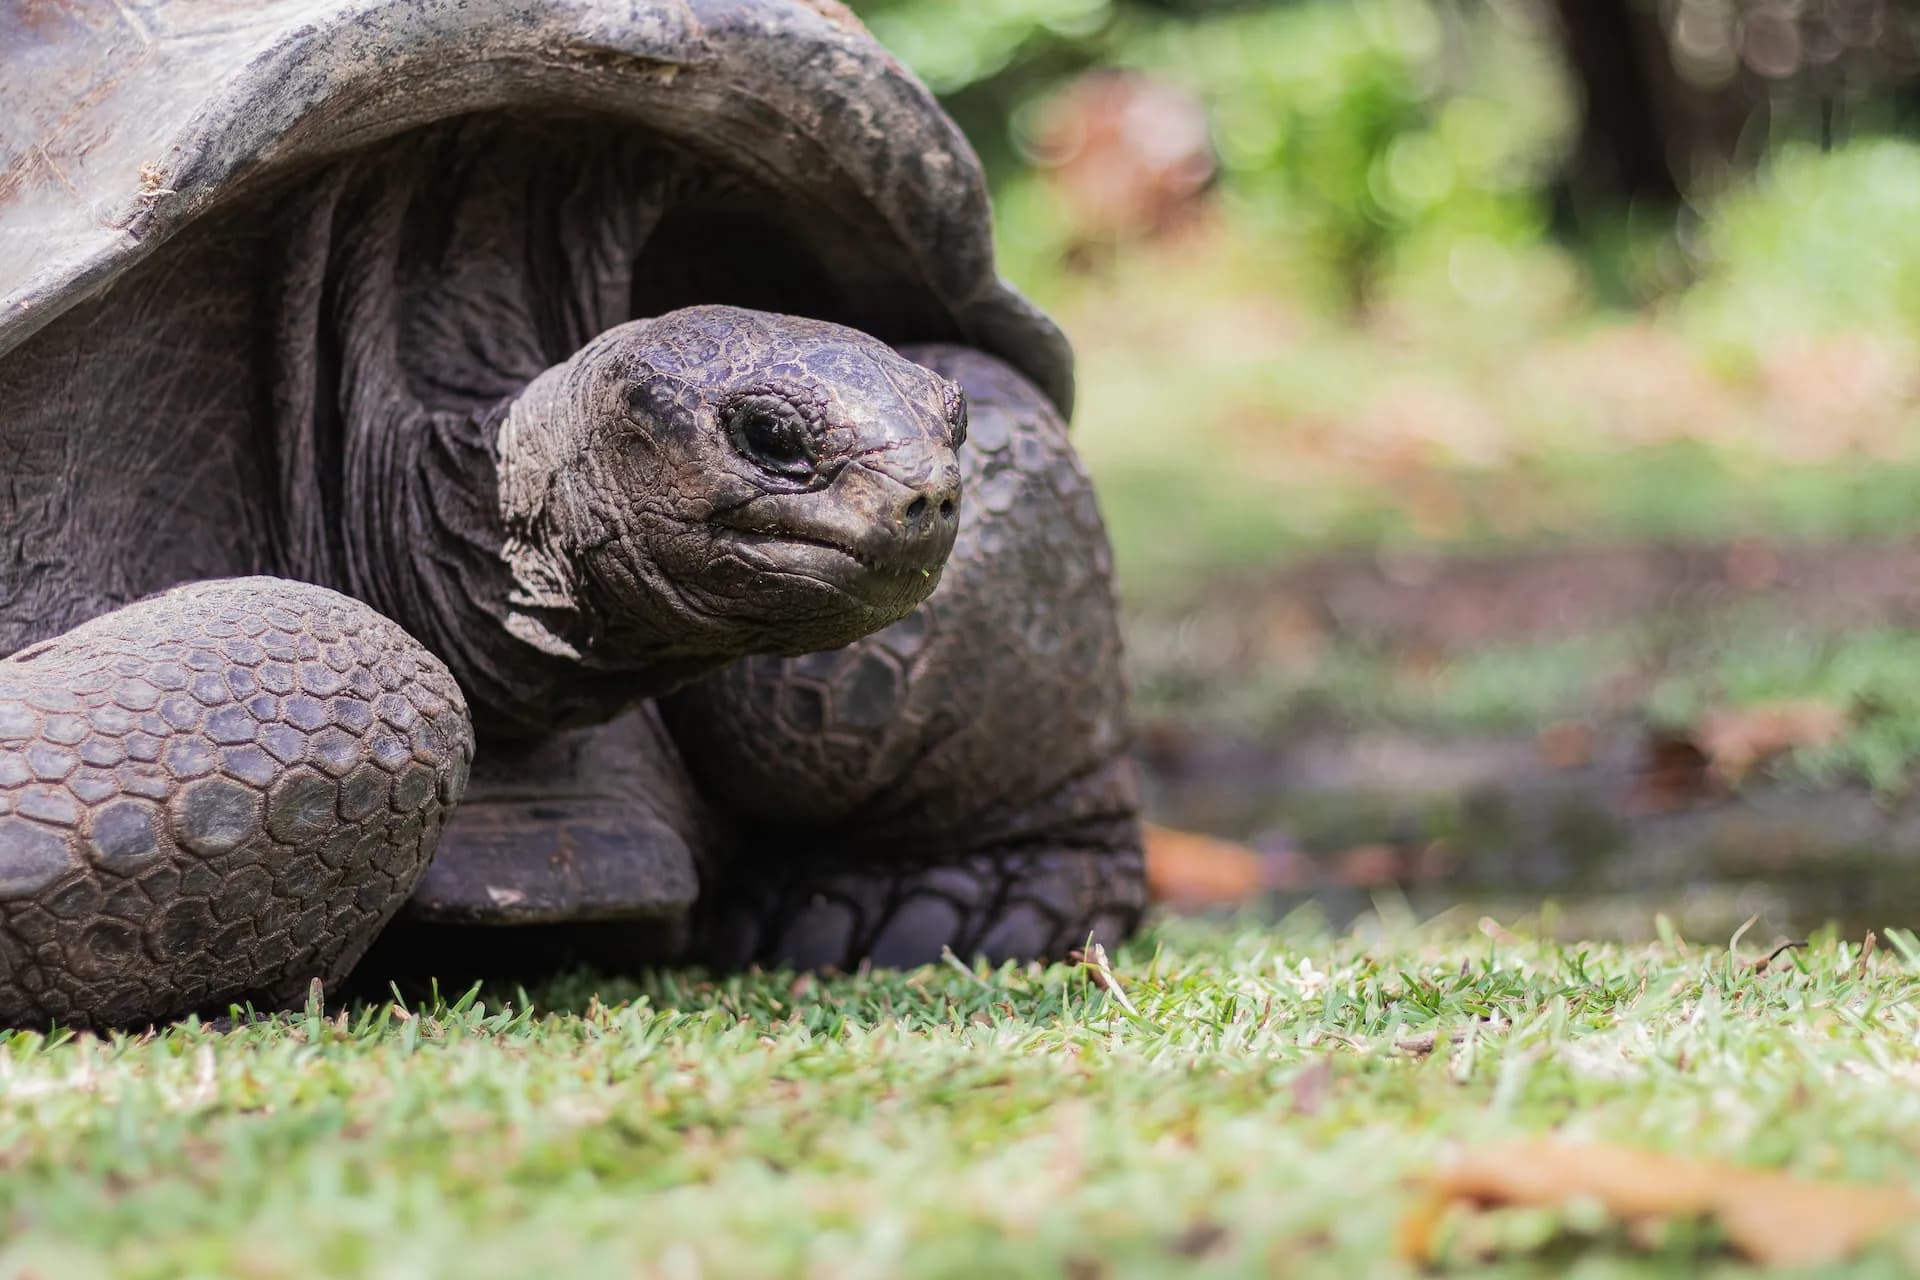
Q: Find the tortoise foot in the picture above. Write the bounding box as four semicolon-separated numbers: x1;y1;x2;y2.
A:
698;824;1145;972
0;578;471;1029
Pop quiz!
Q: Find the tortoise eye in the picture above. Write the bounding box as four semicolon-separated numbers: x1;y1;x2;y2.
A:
943;383;968;448
727;398;817;477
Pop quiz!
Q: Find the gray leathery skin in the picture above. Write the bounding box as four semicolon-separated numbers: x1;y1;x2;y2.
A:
663;349;1145;969
331;289;968;739
489;308;964;698
0;290;970;1021
2;121;967;733
0;579;473;1029
0;0;1143;1015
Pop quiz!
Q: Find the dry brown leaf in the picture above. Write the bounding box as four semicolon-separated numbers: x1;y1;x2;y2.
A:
1695;698;1848;784
1392;1031;1443;1058
1633;732;1715;813
1143;823;1263;907
1400;1139;1920;1267
1746;940;1804;973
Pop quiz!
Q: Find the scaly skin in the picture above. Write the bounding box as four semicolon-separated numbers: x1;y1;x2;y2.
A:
0;297;1140;1022
0;579;471;1028
0;305;972;1027
664;348;1145;969
0;18;1138;1020
398;345;1146;978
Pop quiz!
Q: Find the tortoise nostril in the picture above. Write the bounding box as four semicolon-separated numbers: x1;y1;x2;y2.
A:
904;496;929;523
939;499;956;520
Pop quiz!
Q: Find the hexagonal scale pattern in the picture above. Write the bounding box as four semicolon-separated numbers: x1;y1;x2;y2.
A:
0;578;472;1028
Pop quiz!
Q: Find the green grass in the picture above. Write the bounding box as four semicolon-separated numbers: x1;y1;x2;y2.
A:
8;917;1920;1278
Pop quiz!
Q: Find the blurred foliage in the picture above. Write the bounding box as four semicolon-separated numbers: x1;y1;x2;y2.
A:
847;1;1920;802
1674;138;1920;371
1113;1;1574;306
848;0;1920;793
852;0;1920;321
854;0;1576;308
850;0;1920;610
853;0;1116;97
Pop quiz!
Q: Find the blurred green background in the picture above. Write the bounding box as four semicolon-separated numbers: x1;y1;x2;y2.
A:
849;0;1920;926
850;0;1920;594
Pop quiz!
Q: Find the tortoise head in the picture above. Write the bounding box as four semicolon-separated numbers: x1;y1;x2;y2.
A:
498;305;966;667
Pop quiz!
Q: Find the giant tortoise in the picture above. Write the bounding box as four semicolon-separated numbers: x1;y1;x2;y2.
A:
0;0;1144;1028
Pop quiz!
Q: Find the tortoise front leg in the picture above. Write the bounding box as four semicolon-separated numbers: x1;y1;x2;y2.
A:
663;346;1144;970
0;578;471;1028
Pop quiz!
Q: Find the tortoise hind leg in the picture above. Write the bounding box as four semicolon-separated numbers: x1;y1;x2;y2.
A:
662;345;1144;970
0;577;472;1028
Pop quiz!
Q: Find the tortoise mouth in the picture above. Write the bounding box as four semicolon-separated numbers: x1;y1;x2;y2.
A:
721;528;945;609
730;528;883;571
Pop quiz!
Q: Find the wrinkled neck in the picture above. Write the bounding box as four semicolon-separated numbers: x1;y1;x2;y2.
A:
265;120;712;737
353;382;724;740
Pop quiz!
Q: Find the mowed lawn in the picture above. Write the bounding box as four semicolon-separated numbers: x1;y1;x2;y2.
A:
10;158;1920;1280
5;915;1920;1278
